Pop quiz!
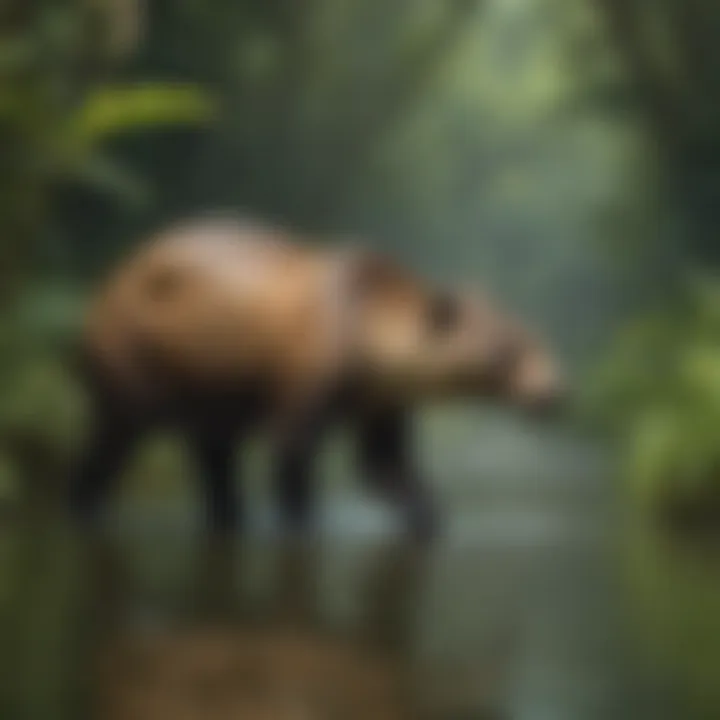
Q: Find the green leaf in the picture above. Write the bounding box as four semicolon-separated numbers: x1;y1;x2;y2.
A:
65;82;218;152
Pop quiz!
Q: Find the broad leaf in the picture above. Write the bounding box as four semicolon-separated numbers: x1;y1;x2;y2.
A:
65;83;218;154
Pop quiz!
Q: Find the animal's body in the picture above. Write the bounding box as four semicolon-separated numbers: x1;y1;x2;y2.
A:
70;216;564;538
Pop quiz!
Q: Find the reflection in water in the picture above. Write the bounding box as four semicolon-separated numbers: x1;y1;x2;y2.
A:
1;522;504;720
7;499;720;720
93;535;505;720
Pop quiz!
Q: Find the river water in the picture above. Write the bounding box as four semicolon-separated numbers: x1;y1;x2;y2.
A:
1;419;718;720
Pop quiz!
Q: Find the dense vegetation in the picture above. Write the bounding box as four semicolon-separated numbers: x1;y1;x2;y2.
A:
587;279;720;520
584;0;720;523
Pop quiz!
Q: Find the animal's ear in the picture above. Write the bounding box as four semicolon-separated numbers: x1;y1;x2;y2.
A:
335;245;407;301
426;290;462;337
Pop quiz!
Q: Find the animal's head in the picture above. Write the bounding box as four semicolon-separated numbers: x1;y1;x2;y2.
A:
338;248;566;418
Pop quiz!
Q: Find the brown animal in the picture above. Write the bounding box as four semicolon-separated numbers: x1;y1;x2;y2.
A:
69;216;564;538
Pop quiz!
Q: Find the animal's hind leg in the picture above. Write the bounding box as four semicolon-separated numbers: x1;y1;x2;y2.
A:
189;428;239;534
355;407;439;541
68;413;138;528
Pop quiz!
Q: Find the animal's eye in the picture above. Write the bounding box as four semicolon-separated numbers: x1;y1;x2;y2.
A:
427;293;460;336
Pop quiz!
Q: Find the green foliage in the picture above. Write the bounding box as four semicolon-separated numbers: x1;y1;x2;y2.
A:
0;288;88;505
0;5;218;288
0;75;216;203
624;526;720;718
585;277;720;508
66;83;217;152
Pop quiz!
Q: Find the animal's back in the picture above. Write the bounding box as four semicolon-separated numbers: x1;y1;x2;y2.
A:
80;217;333;403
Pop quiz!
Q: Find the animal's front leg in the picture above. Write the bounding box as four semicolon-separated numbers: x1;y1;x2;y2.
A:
355;407;440;541
273;430;319;534
189;427;240;535
270;392;329;536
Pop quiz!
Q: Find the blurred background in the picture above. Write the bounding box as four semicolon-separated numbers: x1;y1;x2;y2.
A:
1;0;720;718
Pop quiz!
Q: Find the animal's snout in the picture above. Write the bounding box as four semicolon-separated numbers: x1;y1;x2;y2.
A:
508;345;567;421
519;358;569;420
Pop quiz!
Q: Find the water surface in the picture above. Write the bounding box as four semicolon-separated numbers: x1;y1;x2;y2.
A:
0;429;717;720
